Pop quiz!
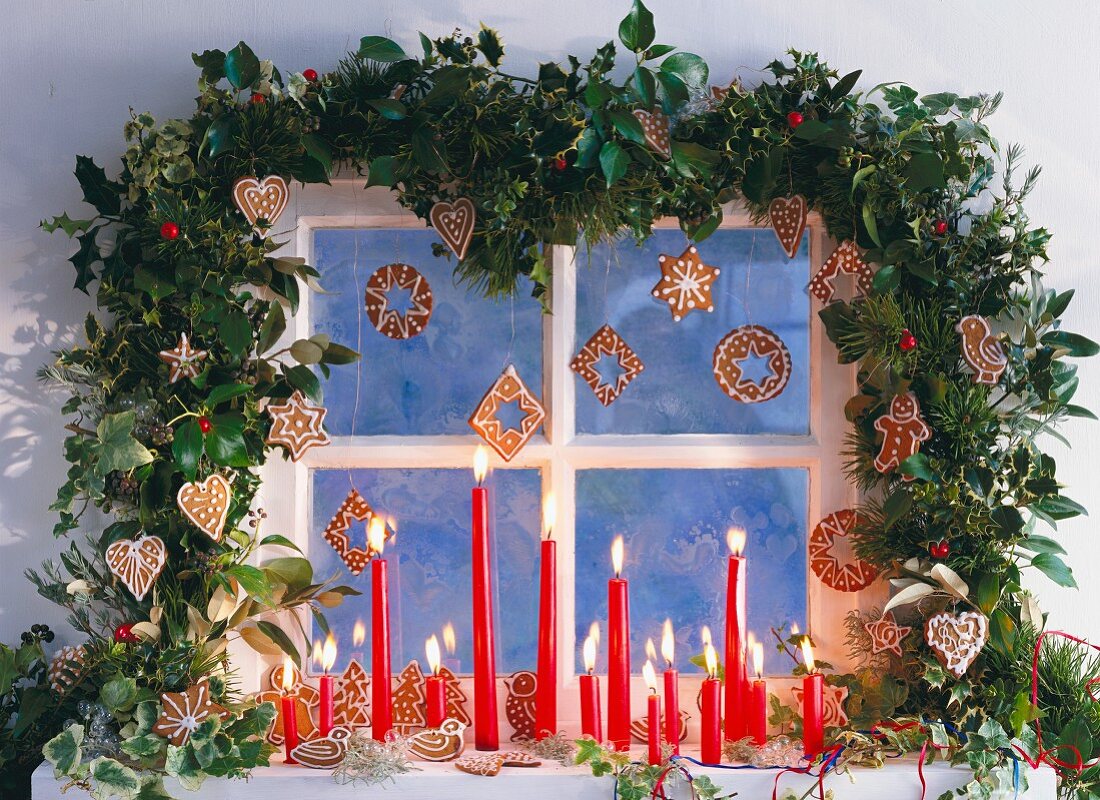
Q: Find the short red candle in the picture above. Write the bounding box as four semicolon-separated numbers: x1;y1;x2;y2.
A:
802;672;824;756
701;675;722;763
471;451;499;751
662;668;679;753
647;690;661;765
750;679;768;745
370;518;393;741
723;530;747;742
318;674;333;737
580;672;602;740
280;693;299;764
535;537;557;740
426;673;447;728
607;537;630;751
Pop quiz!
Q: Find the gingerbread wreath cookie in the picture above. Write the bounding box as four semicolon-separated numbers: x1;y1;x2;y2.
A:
364;263;434;339
712;324;792;403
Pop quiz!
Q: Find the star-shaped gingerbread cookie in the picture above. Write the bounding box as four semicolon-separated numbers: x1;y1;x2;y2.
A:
152;681;231;746
651;245;721;322
158;333;208;383
265;390;331;461
864;613;912;657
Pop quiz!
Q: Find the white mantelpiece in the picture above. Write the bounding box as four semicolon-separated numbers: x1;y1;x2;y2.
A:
33;755;1057;800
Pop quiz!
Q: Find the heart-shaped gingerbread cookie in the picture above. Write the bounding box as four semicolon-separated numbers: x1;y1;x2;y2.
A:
429;198;475;260
232;175;289;231
769;194;808;258
177;474;232;542
924;610;988;679
632;109;672;159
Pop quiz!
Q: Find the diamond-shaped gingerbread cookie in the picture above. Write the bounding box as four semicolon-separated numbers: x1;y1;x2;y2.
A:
570;324;645;406
468;365;545;462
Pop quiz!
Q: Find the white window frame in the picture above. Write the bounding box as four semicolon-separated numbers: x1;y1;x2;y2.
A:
242;178;881;738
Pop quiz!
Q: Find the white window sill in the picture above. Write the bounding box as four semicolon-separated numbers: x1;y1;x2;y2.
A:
32;754;1057;799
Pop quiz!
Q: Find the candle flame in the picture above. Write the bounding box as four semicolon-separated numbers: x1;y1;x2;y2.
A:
368;515;387;555
701;625;712;648
442;622;456;654
642;660;658;693
791;623;800;636
583;632;597;674
589;621;601;647
752;641;764;679
543;492;556;539
611;536;624;578
704;643;718;679
645;637;657;662
426;634;441;676
352;619;366;648
311;639;323;669
280;657;296;693
727;527;746;556
800;636;816;674
473;445;489;484
387;516;398;547
321;633;337;672
661;619;675;666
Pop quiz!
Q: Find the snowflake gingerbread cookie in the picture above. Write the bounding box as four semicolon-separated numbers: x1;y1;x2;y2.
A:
153;681;231;746
158;333;208;383
651;245;721;322
873;392;931;479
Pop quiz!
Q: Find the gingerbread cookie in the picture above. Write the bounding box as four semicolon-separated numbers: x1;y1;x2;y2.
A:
468;365;546;462
291;726;352;769
712;324;792;403
500;752;542;767
791;682;849;728
265;390;331;462
430;198;476;260
769;195;808;258
570;324;644;406
956;315;1006;385
177;474;231;542
632;109;672;159
158;333;207;383
321;489;386;576
439;665;471;726
651;245;721;322
232;175;289;231
455;754;504;777
873;393;931;479
256;664;320;746
153;681;231;746
105;534;167;601
504;670;538;742
925;611;987;679
864;614;912;658
630;710;690;743
334;659;371;728
365;263;434;339
391;660;427;733
409;718;467;762
808;510;877;593
808;240;874;304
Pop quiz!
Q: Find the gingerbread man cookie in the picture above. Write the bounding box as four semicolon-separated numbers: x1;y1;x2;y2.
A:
873;393;931;479
365;263;434;339
956;315;1007;385
712;324;792;403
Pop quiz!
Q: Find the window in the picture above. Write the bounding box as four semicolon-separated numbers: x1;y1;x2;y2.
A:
254;182;857;719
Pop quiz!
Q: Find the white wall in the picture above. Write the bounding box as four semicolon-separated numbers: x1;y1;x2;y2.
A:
2;0;1099;646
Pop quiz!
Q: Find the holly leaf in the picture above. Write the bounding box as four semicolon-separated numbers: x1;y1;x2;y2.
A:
94;411;154;476
172;420;203;481
206;414;250;468
219;310;253;357
225;42;260;90
477;25;505;67
903;152;946;191
69;225;103;293
618;0;655;52
74;156;121;216
599;141;630;187
358;36;407;63
660;52;708;90
41;213;95;237
366;155;396;188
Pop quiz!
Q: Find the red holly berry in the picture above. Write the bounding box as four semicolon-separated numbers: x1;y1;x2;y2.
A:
113;623;140;644
303;68;319;82
929;540;951;559
160;222;180;240
198;416;213;434
553;156;567;172
933;219;948;235
786;111;804;128
899;329;917;352
251;92;266;104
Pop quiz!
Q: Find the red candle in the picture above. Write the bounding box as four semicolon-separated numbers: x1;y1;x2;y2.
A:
425;634;447;728
318;634;336;736
607;536;631;752
279;660;299;764
643;661;661;765
535;496;557;740
580;628;602;740
369;517;393;741
749;640;767;746
700;643;722;764
660;619;679;755
471;447;499;750
723;528;747;742
800;637;824;757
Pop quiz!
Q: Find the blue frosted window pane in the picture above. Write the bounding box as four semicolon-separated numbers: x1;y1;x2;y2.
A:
311;229;543;436
574;468;808;676
310;468;541;675
575;228;810;434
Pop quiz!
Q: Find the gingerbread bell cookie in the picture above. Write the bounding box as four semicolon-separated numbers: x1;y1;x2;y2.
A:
365;263;434;339
712;324;792;403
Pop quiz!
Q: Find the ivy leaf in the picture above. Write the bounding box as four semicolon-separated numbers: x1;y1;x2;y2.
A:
358;36;407;62
206;414;250;468
477;25;505;67
618;0;655;53
191;49;227;84
134;776;174;800
660;52;708;90
95;411;154;476
1032;552;1077;588
44;724;83;775
410;127;449;173
74;156;121;216
225;42;261;90
172;420;203;481
903;152;946;191
101;676;139;714
599;141;630;187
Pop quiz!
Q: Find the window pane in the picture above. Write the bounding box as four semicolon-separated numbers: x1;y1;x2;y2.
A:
312;229;543;436
574;228;810;434
574;468;808;675
310;468;541;675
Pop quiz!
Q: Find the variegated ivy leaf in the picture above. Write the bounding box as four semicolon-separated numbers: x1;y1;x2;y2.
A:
43;723;83;776
165;744;206;792
89;756;140;800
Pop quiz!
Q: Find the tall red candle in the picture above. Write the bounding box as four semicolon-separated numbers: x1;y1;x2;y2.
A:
749;640;767;746
279;660;299;764
700;644;722;763
660;619;679;754
535;498;557;740
644;661;661;765
723;528;747;742
580;630;602;740
425;634;447;728
607;536;631;751
800;637;824;757
471;447;499;750
369;517;393;741
318;634;336;736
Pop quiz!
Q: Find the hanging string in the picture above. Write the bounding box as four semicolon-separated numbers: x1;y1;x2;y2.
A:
346;186;365;494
